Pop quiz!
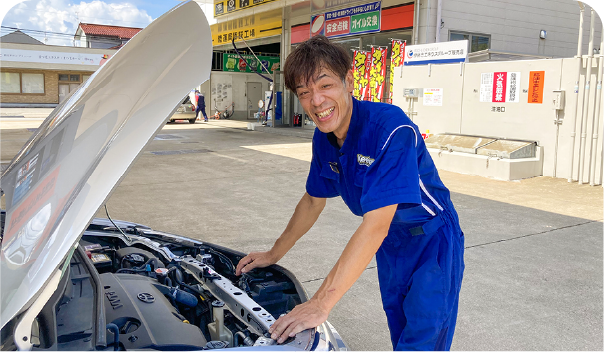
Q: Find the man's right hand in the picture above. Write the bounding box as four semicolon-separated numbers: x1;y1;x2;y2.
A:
236;251;278;276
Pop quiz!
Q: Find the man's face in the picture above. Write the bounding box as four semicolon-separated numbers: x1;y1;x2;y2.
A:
295;68;354;138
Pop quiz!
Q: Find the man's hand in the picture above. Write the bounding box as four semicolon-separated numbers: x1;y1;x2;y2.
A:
235;251;277;276
268;299;329;344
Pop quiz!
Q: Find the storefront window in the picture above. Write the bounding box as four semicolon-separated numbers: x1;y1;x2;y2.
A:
1;73;20;93
21;73;44;93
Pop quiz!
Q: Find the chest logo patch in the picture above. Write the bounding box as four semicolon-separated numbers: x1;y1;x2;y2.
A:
328;162;340;173
357;154;374;167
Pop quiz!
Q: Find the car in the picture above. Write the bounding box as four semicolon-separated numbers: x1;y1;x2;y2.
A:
169;95;197;124
0;1;347;351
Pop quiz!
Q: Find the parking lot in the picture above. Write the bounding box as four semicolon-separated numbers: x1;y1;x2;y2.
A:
1;115;602;350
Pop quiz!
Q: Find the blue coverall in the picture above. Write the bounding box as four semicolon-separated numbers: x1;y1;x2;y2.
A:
306;98;465;351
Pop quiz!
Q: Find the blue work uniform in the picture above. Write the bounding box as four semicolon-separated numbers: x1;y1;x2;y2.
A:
306;98;465;351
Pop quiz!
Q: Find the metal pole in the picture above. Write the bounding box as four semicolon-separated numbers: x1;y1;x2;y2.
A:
589;23;603;186
413;0;420;45
577;8;595;185
568;2;585;182
435;0;442;43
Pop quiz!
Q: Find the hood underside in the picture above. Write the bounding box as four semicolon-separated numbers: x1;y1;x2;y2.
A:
0;0;212;328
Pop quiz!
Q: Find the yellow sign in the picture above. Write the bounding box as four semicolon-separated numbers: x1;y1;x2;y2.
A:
211;9;282;45
214;0;279;17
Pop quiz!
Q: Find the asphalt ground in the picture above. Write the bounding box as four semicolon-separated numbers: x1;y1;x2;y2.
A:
1;115;602;350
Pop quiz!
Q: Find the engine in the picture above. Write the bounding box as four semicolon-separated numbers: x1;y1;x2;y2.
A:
78;233;302;350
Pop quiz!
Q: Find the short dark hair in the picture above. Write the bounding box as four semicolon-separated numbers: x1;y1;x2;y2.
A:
283;36;351;93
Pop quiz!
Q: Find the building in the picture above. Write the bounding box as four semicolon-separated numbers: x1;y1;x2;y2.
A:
205;0;601;128
0;42;116;107
74;23;142;49
0;30;45;45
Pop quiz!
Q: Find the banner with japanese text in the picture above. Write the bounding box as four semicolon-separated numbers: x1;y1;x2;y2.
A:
363;50;373;100
222;53;280;74
352;50;369;100
389;40;406;101
369;47;387;102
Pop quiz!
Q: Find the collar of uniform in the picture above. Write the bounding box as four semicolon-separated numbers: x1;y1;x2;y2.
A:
326;97;362;154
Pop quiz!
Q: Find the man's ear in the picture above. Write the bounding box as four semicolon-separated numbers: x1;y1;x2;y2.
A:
345;70;354;93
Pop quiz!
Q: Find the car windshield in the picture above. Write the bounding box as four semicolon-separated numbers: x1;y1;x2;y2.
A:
182;96;191;104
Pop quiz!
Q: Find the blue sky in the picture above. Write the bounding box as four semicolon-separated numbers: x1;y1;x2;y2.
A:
1;0;215;46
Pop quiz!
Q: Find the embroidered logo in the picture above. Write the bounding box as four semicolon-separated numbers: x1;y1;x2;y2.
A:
328;162;339;173
357;154;374;167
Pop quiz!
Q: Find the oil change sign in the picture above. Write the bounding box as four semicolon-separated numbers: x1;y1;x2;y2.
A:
480;72;521;103
311;1;381;39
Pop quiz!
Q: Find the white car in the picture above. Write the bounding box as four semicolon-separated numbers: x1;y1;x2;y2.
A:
169;95;197;124
0;1;347;351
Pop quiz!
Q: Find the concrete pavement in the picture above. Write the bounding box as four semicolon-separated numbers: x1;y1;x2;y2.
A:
1;113;602;350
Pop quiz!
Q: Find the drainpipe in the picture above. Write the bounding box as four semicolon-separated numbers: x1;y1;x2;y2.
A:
568;2;585;182
425;0;431;44
577;8;596;185
414;0;420;45
591;26;604;186
435;0;442;43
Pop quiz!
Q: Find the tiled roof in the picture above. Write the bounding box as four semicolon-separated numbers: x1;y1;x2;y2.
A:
78;23;142;39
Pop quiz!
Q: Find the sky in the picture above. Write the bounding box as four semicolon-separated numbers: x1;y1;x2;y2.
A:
1;0;215;46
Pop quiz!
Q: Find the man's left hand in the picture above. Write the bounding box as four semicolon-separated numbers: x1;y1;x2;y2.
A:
268;299;329;344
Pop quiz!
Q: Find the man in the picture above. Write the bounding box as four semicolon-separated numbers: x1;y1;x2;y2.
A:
236;36;465;351
195;90;208;122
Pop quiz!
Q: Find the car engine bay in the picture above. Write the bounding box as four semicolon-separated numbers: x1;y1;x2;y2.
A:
2;218;312;351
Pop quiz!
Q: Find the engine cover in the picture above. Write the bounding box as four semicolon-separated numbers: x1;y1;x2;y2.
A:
100;273;207;350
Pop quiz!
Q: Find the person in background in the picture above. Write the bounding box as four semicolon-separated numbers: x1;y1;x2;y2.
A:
195;90;208;122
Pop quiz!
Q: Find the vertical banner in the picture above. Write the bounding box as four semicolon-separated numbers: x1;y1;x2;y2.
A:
352;50;369;100
389;39;406;102
528;71;545;104
362;50;372;100
369;47;387;102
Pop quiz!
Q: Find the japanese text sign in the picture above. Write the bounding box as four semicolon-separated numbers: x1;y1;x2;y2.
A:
404;40;468;66
528;71;545;104
479;72;521;103
223;54;280;74
311;1;381;39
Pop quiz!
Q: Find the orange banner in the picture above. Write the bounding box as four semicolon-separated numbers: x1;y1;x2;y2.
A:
528;71;545;104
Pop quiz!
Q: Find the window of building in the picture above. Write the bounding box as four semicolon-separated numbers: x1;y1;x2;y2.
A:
70;74;80;82
1;72;21;93
449;31;490;52
21;73;44;93
1;72;45;94
59;74;69;81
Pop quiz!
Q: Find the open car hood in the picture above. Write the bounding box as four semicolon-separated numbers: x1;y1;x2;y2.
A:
0;0;212;328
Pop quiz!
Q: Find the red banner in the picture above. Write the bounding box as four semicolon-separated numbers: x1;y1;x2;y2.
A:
363;51;372;100
492;72;507;103
369;47;387;102
389;40;406;102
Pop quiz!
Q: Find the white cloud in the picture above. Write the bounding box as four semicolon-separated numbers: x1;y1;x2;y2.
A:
2;0;152;46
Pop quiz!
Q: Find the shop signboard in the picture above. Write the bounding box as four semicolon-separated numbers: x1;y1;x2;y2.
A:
369;46;387;102
310;1;381;39
0;49;110;66
214;0;279;17
222;53;280;74
211;9;282;45
404;40;468;66
479;71;521;103
389;39;406;101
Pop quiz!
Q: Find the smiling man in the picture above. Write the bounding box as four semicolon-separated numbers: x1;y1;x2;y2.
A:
236;36;465;351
